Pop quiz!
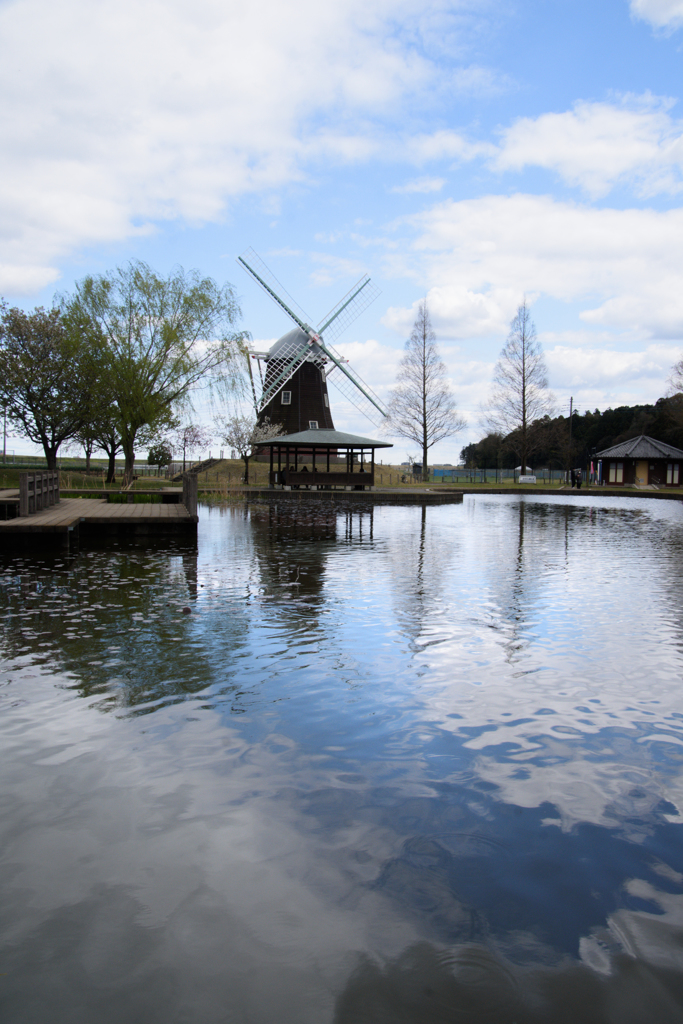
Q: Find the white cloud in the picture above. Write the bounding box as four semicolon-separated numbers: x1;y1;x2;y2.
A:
308;253;370;288
449;64;510;96
406;130;491;164
330;337;402;397
0;0;484;294
495;95;683;198
375;192;683;435
630;0;683;29
546;343;680;388
384;286;518;339
389;192;683;341
391;177;446;194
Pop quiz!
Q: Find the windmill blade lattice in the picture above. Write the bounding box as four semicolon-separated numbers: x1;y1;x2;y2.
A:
238;249;313;332
316;276;381;344
316;338;387;426
238;247;388;425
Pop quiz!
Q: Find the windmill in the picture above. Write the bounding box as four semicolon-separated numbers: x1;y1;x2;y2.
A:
237;249;387;435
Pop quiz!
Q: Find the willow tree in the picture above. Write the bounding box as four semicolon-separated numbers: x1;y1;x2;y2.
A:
387;301;465;481
67;261;246;485
484;301;553;474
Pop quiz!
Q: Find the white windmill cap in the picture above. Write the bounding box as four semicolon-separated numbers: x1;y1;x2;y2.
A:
267;327;325;361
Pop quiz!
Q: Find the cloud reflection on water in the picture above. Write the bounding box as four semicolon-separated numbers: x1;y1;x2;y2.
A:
2;494;683;1021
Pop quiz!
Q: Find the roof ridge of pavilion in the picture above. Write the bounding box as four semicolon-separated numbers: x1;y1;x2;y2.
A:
254;427;393;448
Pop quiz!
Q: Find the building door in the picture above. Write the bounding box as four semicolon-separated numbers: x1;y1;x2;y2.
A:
635;460;648;485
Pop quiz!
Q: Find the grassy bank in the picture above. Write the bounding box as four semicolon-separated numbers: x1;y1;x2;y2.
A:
3;460;682;497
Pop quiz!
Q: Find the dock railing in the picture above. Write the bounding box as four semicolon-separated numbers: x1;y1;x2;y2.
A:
182;473;198;517
19;472;60;516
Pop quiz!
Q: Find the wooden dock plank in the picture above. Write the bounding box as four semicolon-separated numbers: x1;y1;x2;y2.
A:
0;497;196;538
0;498;102;531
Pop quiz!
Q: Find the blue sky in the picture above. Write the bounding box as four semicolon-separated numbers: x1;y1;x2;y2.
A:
2;0;683;461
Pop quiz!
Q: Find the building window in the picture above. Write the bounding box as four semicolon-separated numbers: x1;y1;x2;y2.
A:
609;461;623;484
309;420;318;429
667;462;680;485
281;391;291;405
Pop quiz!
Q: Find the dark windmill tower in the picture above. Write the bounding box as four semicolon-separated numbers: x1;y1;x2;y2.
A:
238;249;387;432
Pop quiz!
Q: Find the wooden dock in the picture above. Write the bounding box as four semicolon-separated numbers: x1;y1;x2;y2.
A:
0;496;197;549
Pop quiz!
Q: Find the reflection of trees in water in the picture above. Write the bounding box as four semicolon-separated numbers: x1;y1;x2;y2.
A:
385;503;450;651
0;543;246;714
0;499;384;716
474;499;669;664
652;511;683;659
472;500;559;664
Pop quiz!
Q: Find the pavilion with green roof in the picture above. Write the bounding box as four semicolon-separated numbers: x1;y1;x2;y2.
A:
254;427;393;490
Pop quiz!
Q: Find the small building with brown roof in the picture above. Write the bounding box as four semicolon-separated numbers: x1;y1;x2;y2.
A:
595;435;683;487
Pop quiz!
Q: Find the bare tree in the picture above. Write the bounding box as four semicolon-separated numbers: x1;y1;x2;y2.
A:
171;423;213;471
386;301;465;482
215;415;281;484
484;301;553;475
670;358;683;396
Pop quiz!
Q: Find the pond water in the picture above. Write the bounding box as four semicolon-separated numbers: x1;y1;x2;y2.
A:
2;494;683;1023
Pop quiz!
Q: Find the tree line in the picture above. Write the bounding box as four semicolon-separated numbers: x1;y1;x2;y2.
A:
0;268;469;487
456;296;683;471
0;261;246;485
462;300;683;471
462;395;683;472
5;258;681;486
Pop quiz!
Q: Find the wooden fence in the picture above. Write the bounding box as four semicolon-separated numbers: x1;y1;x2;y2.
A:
19;472;60;517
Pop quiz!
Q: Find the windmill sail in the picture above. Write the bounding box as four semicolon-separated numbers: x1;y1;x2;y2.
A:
238;249;312;333
316;338;387;426
315;277;386;424
316;276;381;344
238;248;387;428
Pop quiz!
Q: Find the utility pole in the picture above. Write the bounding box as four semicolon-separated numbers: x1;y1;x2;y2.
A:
2;406;6;462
